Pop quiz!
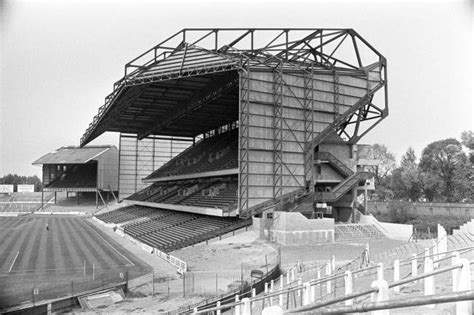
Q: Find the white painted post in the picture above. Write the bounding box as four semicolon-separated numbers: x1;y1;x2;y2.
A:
264;282;269;307
217;301;221;315
310;281;316;303
193;307;198;314
432;243;439;268
286;271;290;285
241;298;251;315
424;257;434;296
377;263;384;281
452;257;472;315
344;270;353;306
331;255;336;272
252;288;256;298
393;259;400;293
269;280;274;306
262;305;283;315
234;294;240;315
325;262;332;295
370;280;389;315
297;279;302;297
291;267;295;282
279;275;283;306
411;254;417;282
302;282;311;306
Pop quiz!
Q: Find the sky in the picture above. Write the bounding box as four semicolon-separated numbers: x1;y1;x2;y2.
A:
0;0;473;177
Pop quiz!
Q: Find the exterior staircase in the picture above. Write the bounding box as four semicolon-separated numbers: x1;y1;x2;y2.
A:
315;151;354;177
318;171;373;203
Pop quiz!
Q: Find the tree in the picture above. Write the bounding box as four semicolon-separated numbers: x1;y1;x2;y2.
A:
419;138;468;202
391;147;423;201
369;144;396;186
461;130;474;163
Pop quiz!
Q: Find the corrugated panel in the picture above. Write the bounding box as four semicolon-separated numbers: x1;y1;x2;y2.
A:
33;146;112;165
132;46;239;81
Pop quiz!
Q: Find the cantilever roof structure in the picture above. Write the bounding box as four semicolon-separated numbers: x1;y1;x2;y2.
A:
80;28;387;146
32;146;114;165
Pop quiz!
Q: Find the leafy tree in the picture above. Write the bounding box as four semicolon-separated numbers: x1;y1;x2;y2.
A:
419;139;468;202
369;144;396;186
460;130;474;163
391;147;423;201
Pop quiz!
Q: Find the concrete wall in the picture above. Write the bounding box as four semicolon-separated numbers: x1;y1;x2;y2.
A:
359;214;413;241
253;211;335;245
368;201;474;218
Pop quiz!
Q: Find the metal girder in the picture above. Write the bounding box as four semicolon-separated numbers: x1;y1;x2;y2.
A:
238;66;251;215
81;28;386;147
273;63;284;203
303;67;315;192
137;70;239;140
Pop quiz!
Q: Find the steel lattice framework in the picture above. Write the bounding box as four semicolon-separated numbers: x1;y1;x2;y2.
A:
80;28;388;218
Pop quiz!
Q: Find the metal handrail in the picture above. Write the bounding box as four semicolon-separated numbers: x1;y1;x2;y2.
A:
286;263;463;313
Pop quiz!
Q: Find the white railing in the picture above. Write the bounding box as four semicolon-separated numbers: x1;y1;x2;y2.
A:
195;225;473;315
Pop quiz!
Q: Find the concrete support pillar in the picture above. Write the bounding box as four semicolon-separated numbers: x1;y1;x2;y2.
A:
377;263;384;281
344;270;353;306
424;257;434;296
370;280;389;315
241;298;250;315
452;256;472;315
234;295;240;315
411;254;418;282
279;275;283;306
325;262;332;295
393;259;400;293
302;282;311;306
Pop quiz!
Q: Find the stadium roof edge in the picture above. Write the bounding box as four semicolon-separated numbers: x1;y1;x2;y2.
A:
32;145;117;165
80;28;386;147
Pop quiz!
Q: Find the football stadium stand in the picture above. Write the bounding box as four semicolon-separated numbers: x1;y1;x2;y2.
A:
95;205;250;252
144;128;238;180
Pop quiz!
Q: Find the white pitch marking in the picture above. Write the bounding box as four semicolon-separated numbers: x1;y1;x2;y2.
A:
8;251;19;273
85;221;135;266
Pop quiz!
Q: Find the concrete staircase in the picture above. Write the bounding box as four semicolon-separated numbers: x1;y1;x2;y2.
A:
334;223;385;242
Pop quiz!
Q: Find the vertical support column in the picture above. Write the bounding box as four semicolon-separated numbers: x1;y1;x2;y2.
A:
411;254;418;282
303;67;315;192
238;67;250;215
273;63;284;206
370;280;389;315
393;259;400;293
344;270;353;306
377;263;384;281
452;256;472;314
424;257;434;296
325;262;332;295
